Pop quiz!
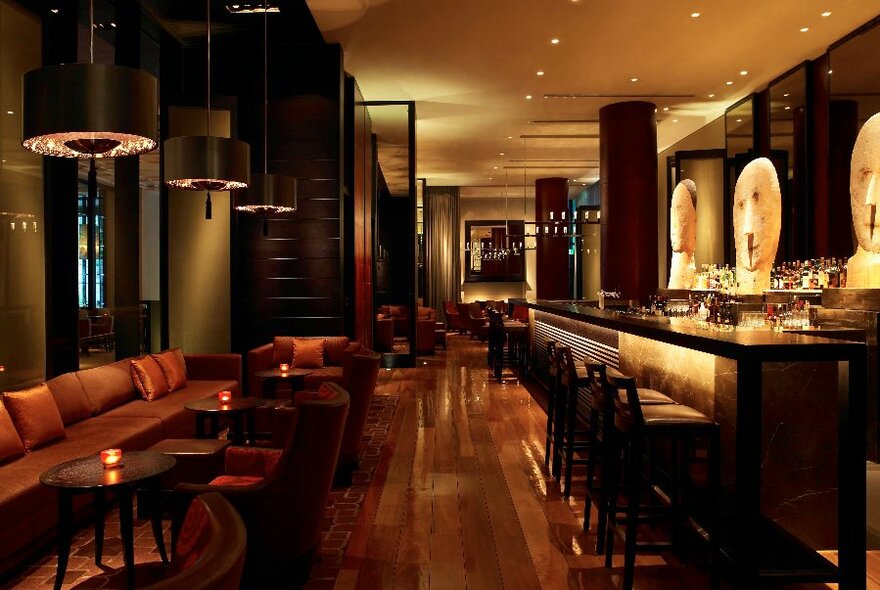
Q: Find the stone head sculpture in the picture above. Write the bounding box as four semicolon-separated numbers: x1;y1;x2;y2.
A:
846;112;880;287
668;179;697;289
733;158;781;294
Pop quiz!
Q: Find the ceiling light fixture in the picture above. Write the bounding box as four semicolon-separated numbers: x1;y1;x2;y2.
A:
21;0;157;159
165;0;251;220
736;118;742;123
672;119;679;123
226;2;280;13
525;95;533;100
800;27;809;32
708;93;715;98
536;71;544;76
499;152;505;156
725;81;733;85
784;106;791;110
234;0;296;234
50;8;59;13
550;38;560;45
740;70;748;76
821;11;831;17
662;107;669;111
783;93;790;97
690;12;700;18
5;111;11;115
507;136;513;139
630;77;638;82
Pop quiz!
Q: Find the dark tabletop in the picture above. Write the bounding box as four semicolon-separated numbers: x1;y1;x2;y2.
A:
40;451;176;490
184;397;267;413
253;367;313;379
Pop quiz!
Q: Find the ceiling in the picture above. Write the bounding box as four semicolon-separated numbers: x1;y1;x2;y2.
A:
308;0;880;197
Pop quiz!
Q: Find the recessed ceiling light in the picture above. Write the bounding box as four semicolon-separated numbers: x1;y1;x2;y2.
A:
110;22;116;28
784;106;791;110
507;136;513;139
800;27;809;32
493;166;498;170
740;70;748;76
736;118;742;123
725;80;733;85
662;107;669;111
550;38;560;45
1;160;5;163
525;95;533;100
499;152;505;156
50;8;59;13
672;119;679;123
630;77;638;82
691;12;700;18
783;93;790;97
5;111;12;115
708;93;715;98
821;11;831;17
536;71;544;76
488;177;493;180
828;69;833;75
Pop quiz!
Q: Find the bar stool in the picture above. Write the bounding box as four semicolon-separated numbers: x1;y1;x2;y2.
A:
554;345;593;498
583;361;677;554
543;340;558;470
604;374;721;590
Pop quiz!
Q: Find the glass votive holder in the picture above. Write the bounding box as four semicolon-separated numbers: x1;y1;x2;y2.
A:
100;448;123;469
218;390;233;403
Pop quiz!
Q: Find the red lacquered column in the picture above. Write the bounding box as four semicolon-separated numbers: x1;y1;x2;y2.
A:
535;177;570;299
599;101;658;304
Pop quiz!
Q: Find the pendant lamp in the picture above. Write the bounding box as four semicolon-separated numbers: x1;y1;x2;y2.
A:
21;1;157;158
234;0;296;235
164;0;250;219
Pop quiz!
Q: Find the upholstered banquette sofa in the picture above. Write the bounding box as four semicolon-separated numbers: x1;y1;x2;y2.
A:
0;351;241;576
246;336;360;395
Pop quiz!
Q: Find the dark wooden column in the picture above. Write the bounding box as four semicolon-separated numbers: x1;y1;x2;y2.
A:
809;56;831;257
535;177;570;299
113;1;144;358
829;100;858;259
43;0;80;377
599;101;658;304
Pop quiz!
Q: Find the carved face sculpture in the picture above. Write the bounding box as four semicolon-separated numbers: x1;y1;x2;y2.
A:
670;179;697;254
733;158;781;272
850;112;880;253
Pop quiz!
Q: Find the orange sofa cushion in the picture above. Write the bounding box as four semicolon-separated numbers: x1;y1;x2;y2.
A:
209;475;263;487
46;372;92;426
0;399;25;463
3;383;66;452
78;359;138;414
131;357;171;401
151;348;188;392
292;338;325;369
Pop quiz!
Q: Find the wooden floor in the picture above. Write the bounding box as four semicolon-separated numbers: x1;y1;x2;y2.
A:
333;335;879;590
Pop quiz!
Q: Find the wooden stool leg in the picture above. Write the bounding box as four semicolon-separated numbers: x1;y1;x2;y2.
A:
622;437;644;590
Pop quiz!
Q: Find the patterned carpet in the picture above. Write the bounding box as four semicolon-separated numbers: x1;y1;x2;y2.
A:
0;393;400;590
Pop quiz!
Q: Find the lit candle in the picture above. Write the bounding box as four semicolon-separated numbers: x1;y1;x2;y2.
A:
100;448;123;469
218;390;233;403
279;363;290;373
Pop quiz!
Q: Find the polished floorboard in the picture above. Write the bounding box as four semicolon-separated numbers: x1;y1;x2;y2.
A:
335;335;878;590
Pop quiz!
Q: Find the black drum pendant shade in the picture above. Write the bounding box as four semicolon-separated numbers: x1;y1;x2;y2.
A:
235;174;296;214
164;135;250;191
21;63;158;158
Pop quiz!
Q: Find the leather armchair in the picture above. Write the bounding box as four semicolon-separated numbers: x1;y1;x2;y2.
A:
443;301;465;332
374;317;394;352
337;351;382;482
143;493;246;590
173;384;350;588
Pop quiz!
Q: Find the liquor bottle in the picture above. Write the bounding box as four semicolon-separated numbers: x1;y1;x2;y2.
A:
801;260;811;290
840;260;847;288
828;258;839;288
817;257;828;289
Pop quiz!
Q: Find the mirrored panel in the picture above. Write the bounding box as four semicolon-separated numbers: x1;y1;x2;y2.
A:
829;22;880;259
369;103;416;364
769;66;808;261
464;220;526;282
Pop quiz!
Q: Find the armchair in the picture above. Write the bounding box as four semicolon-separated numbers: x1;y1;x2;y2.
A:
443;301;465;332
173;384;350;588
143;493;246;590
337;351;381;481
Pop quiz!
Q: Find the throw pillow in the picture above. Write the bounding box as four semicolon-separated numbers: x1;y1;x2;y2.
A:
0;399;25;463
3;384;65;452
316;382;337;400
292;338;325;369
151;348;188;392
131;357;171;401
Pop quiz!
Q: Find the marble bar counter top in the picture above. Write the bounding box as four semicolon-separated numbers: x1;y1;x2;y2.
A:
512;297;867;589
511;298;863;362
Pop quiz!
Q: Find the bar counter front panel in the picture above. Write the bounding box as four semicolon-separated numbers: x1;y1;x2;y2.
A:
518;299;866;588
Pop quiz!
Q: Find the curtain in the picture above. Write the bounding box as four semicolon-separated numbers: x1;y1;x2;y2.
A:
425;186;460;319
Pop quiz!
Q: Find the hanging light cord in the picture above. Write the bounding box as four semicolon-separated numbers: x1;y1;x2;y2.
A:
89;0;94;64
263;0;268;175
206;0;211;135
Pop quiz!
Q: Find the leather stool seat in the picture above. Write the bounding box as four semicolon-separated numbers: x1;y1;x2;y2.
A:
636;388;676;405
641;403;714;426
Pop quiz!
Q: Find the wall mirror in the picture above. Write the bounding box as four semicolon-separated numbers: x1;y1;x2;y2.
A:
368;101;417;367
768;65;808;261
829;20;880;259
725;95;755;263
464;220;526;282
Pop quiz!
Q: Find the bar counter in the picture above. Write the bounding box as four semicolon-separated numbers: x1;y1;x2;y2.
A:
512;299;867;589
